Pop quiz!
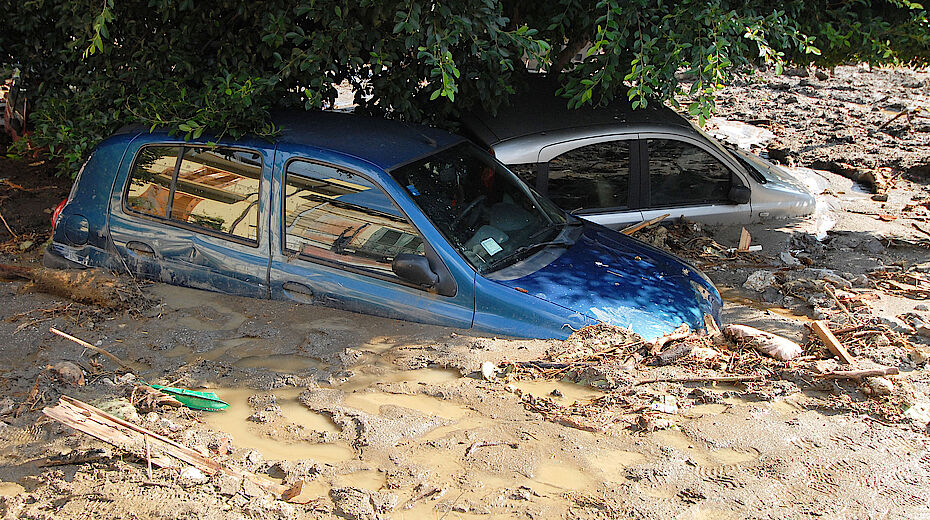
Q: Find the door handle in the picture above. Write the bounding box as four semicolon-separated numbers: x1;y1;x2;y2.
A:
282;281;316;303
126;241;156;258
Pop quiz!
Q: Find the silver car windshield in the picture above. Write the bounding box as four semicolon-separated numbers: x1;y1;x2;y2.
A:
391;143;570;274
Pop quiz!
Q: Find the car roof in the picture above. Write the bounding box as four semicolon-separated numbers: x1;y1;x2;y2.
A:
461;76;693;146
273;111;464;171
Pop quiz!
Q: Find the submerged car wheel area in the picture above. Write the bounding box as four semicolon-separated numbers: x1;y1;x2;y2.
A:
47;111;722;340
461;78;816;229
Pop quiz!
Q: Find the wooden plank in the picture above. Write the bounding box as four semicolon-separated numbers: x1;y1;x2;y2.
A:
809;320;855;365
620;213;670;235
44;396;298;498
737;227;752;252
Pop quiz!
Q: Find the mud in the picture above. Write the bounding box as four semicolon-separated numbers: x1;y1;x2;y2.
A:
1;65;930;519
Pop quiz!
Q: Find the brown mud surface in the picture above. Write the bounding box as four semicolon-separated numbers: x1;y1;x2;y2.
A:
1;66;929;519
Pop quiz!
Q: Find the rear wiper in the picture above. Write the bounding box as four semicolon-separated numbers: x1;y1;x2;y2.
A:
485;239;574;272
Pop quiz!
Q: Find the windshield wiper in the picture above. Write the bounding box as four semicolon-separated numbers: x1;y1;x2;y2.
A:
484;239;574;272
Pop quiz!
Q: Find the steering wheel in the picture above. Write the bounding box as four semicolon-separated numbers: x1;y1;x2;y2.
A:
450;195;486;230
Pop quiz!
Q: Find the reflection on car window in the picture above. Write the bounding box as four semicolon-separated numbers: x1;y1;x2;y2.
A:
170;148;262;241
283;161;425;280
508;163;537;186
648;139;731;206
391;142;566;273
125;145;263;242
548;140;631;212
126;146;180;218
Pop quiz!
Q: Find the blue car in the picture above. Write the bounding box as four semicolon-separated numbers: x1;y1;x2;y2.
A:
46;112;722;340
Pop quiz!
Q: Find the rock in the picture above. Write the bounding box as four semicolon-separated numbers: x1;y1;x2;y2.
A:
808;268;851;288
914;304;929;311
0;398;14;416
786;66;809;77
863;377;894;397
815;70;829;81
779;252;801;267
47;361;85;386
850;275;870;288
744;270;777;292
180;466;208;485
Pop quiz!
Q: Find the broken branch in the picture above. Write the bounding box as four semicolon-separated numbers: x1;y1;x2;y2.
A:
49;327;136;372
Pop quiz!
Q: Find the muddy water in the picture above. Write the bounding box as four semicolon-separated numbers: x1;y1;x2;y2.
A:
718;286;814;323
201;387;352;463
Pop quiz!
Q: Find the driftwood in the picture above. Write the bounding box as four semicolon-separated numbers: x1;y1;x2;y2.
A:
43;396;301;499
724;324;803;361
809;321;855;365
816;367;899;380
0;264;132;309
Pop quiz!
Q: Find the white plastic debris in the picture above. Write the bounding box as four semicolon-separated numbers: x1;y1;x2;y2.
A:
481;361;498;381
743;270;777;292
779;252;802;267
649;395;678;415
724;324;804;361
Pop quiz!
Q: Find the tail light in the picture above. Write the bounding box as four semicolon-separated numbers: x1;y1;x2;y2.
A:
51;199;67;232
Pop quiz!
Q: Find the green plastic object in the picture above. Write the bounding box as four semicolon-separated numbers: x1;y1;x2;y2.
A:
148;384;229;411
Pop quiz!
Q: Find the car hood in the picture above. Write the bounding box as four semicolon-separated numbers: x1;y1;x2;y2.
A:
490;223;722;340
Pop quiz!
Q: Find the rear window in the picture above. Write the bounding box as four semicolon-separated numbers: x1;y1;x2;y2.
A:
124;145;263;243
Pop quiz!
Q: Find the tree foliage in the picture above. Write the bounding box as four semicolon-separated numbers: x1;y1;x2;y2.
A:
1;0;927;175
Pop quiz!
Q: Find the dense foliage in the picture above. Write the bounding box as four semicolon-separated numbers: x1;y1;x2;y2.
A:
1;0;927;175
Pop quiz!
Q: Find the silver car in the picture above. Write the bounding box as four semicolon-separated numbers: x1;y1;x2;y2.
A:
461;83;815;229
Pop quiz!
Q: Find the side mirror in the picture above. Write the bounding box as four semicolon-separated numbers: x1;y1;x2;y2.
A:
392;254;439;287
729;185;751;204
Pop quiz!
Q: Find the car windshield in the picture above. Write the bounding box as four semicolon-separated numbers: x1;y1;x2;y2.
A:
392;142;569;274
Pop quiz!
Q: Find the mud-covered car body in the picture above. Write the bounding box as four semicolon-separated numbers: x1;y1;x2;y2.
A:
462;80;816;229
47;112;721;340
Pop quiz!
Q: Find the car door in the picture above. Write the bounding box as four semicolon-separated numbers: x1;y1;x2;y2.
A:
108;140;272;298
535;135;645;228
267;151;475;328
638;134;752;225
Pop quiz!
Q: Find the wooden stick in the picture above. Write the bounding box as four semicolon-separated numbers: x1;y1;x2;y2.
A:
737;227;752;252
824;285;858;324
620;213;670;235
809;320;855;365
635;375;764;385
0;209;17;238
816;367;899;380
49;327;135;371
144;435;153;480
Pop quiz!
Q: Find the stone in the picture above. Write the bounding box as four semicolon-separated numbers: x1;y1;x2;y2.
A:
743;270;777;292
0;398;14;416
779;252;801;267
180;466;208;485
860;238;885;254
908;347;930;364
815;70;829;81
914;304;929;311
916;324;930;338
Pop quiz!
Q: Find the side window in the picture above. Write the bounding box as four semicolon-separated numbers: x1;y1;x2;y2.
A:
170;147;262;241
126;146;180;218
547;140;631;212
283;160;425;281
648;139;731;206
125;145;262;243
